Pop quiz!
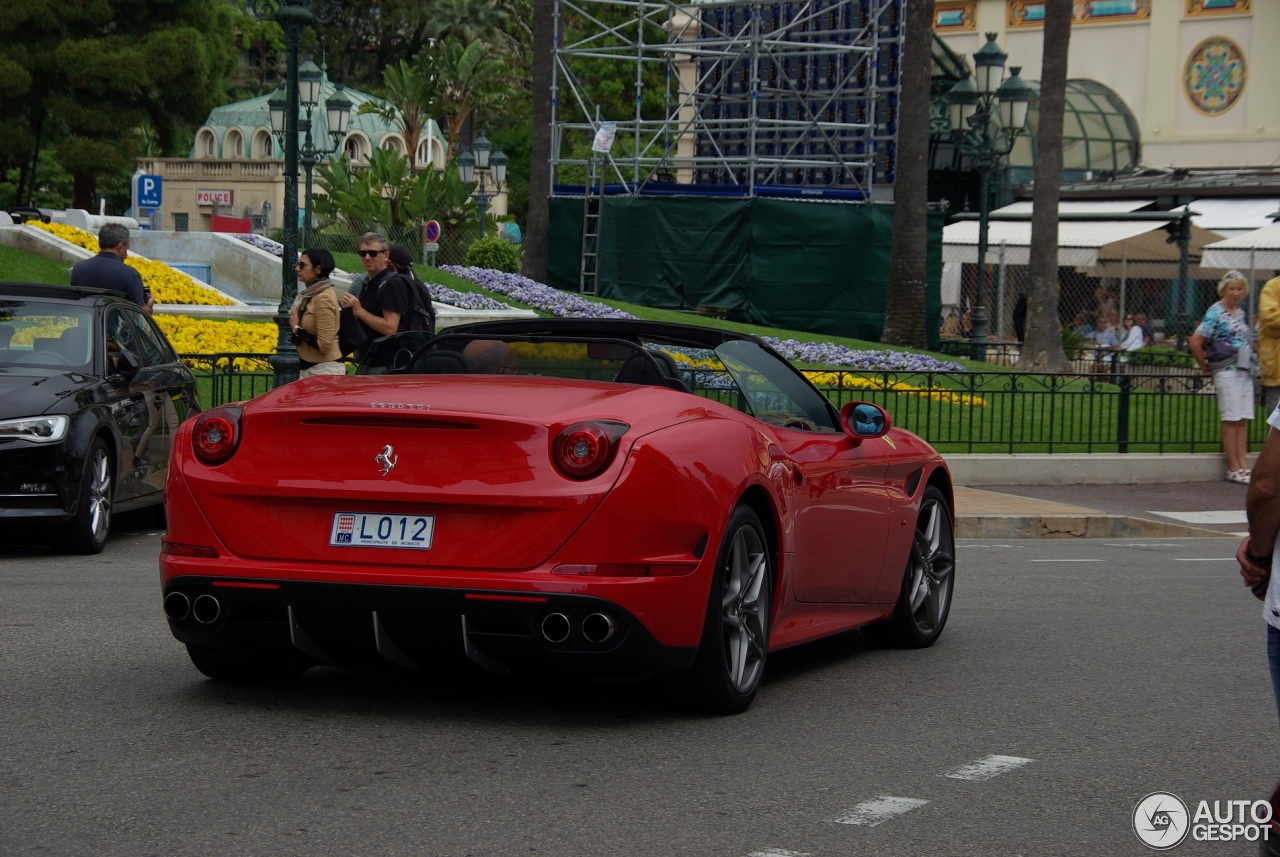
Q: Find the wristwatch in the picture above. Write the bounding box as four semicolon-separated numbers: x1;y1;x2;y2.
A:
1248;549;1274;568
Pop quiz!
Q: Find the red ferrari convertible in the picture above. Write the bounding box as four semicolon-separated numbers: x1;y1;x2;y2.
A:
160;319;954;713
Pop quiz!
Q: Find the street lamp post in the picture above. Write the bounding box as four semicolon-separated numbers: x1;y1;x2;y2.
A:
245;0;345;386
945;33;1031;363
456;131;508;239
269;61;351;250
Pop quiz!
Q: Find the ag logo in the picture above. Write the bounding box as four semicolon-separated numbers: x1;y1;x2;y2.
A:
1134;791;1189;850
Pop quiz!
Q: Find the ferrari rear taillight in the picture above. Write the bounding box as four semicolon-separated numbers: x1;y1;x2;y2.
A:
193;406;242;465
552;420;628;479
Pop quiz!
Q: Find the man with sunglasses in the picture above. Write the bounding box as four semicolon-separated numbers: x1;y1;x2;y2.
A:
340;232;412;361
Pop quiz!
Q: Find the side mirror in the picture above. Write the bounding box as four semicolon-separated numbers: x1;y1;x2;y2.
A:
840;401;890;440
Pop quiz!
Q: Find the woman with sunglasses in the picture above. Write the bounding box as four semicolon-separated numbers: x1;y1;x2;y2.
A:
288;247;344;378
1118;313;1145;353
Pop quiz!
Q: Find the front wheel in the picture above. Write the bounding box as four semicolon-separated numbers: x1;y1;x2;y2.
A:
685;506;772;714
68;438;113;554
867;485;955;648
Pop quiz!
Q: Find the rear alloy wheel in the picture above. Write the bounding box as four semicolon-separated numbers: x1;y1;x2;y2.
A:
185;645;311;683
687;506;771;714
69;438;113;554
868;485;955;648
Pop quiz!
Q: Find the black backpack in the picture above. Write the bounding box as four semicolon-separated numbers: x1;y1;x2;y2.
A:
395;269;435;334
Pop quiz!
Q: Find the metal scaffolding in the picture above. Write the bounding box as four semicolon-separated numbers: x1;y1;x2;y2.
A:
550;0;903;200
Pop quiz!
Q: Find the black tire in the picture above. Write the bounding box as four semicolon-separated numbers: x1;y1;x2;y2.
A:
68;438;113;554
686;506;772;714
185;645;311;683
866;485;955;648
147;499;167;530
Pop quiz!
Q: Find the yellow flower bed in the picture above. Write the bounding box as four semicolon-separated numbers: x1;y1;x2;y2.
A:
29;221;235;306
154;315;278;371
803;370;987;408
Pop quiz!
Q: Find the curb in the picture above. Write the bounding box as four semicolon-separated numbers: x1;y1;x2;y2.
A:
956;513;1230;540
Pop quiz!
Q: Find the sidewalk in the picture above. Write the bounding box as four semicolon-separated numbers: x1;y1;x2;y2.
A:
945;451;1256;539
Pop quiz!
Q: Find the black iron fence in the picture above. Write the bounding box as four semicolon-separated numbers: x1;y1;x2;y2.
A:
183;353;1268;454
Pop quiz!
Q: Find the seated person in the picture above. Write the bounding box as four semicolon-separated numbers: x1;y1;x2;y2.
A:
463;339;516;375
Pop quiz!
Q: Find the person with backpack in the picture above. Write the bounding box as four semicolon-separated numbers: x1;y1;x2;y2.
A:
388;244;436;334
340;232;415;361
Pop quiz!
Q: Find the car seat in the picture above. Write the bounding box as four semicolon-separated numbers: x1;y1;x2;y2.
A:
420;350;469;374
614;350;689;392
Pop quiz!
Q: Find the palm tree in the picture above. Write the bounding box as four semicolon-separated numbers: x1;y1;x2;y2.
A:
1017;0;1071;372
880;0;934;348
417;36;510;162
523;0;553;283
358;60;433;174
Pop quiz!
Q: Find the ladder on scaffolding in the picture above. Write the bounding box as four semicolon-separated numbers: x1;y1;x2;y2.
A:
579;154;603;296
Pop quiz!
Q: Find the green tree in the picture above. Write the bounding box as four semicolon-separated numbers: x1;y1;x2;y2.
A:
880;0;934;348
0;0;237;209
314;150;479;233
417;36;512;162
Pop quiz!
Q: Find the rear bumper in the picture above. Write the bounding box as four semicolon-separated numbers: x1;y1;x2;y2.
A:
163;576;698;679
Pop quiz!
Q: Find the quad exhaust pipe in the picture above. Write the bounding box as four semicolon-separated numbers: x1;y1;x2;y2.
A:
581;612;617;644
539;612;572;644
191;593;222;625
538;611;617;645
163;591;191;622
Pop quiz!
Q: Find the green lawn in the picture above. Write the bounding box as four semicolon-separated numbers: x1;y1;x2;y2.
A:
1;245;72;284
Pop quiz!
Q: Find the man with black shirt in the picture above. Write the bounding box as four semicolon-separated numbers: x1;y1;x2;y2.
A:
70;224;154;313
340;232;410;361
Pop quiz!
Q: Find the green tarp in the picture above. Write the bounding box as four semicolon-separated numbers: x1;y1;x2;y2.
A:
548;196;944;348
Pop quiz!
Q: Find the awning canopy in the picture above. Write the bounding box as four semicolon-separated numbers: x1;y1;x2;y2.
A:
943;201;1224;269
1201;222;1280;271
1188;198;1280;239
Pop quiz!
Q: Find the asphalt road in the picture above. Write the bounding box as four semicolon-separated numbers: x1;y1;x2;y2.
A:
1;529;1273;856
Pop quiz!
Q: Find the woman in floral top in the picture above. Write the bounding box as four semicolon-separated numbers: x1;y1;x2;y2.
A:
1190;271;1256;483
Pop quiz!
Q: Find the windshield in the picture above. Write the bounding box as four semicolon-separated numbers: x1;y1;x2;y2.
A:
0;300;94;373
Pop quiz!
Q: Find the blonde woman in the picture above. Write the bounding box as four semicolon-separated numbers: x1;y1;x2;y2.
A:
289;247;343;378
1189;271;1255;483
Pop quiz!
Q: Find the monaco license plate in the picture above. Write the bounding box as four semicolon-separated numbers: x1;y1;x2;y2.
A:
330;512;435;550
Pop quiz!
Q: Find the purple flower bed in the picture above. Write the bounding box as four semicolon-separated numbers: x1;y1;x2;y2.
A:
234;234;284;257
428;285;510;311
440;266;969;373
444;266;635;320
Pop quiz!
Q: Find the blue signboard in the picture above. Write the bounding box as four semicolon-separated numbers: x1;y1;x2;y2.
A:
137;174;163;208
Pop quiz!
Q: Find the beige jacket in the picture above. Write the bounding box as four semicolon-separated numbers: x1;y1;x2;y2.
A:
296;284;342;364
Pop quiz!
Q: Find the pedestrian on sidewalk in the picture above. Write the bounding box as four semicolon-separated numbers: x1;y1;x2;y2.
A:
70;224;155;314
1189;271;1255;483
1258;274;1280;414
1236;401;1280;724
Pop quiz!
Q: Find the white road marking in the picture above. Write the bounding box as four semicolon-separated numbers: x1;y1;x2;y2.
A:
748;850;812;857
1030;558;1104;562
1173;557;1237;562
833;796;929;827
944;754;1035;781
961;543;1020;548
1103;543;1183;548
1151;510;1247;524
